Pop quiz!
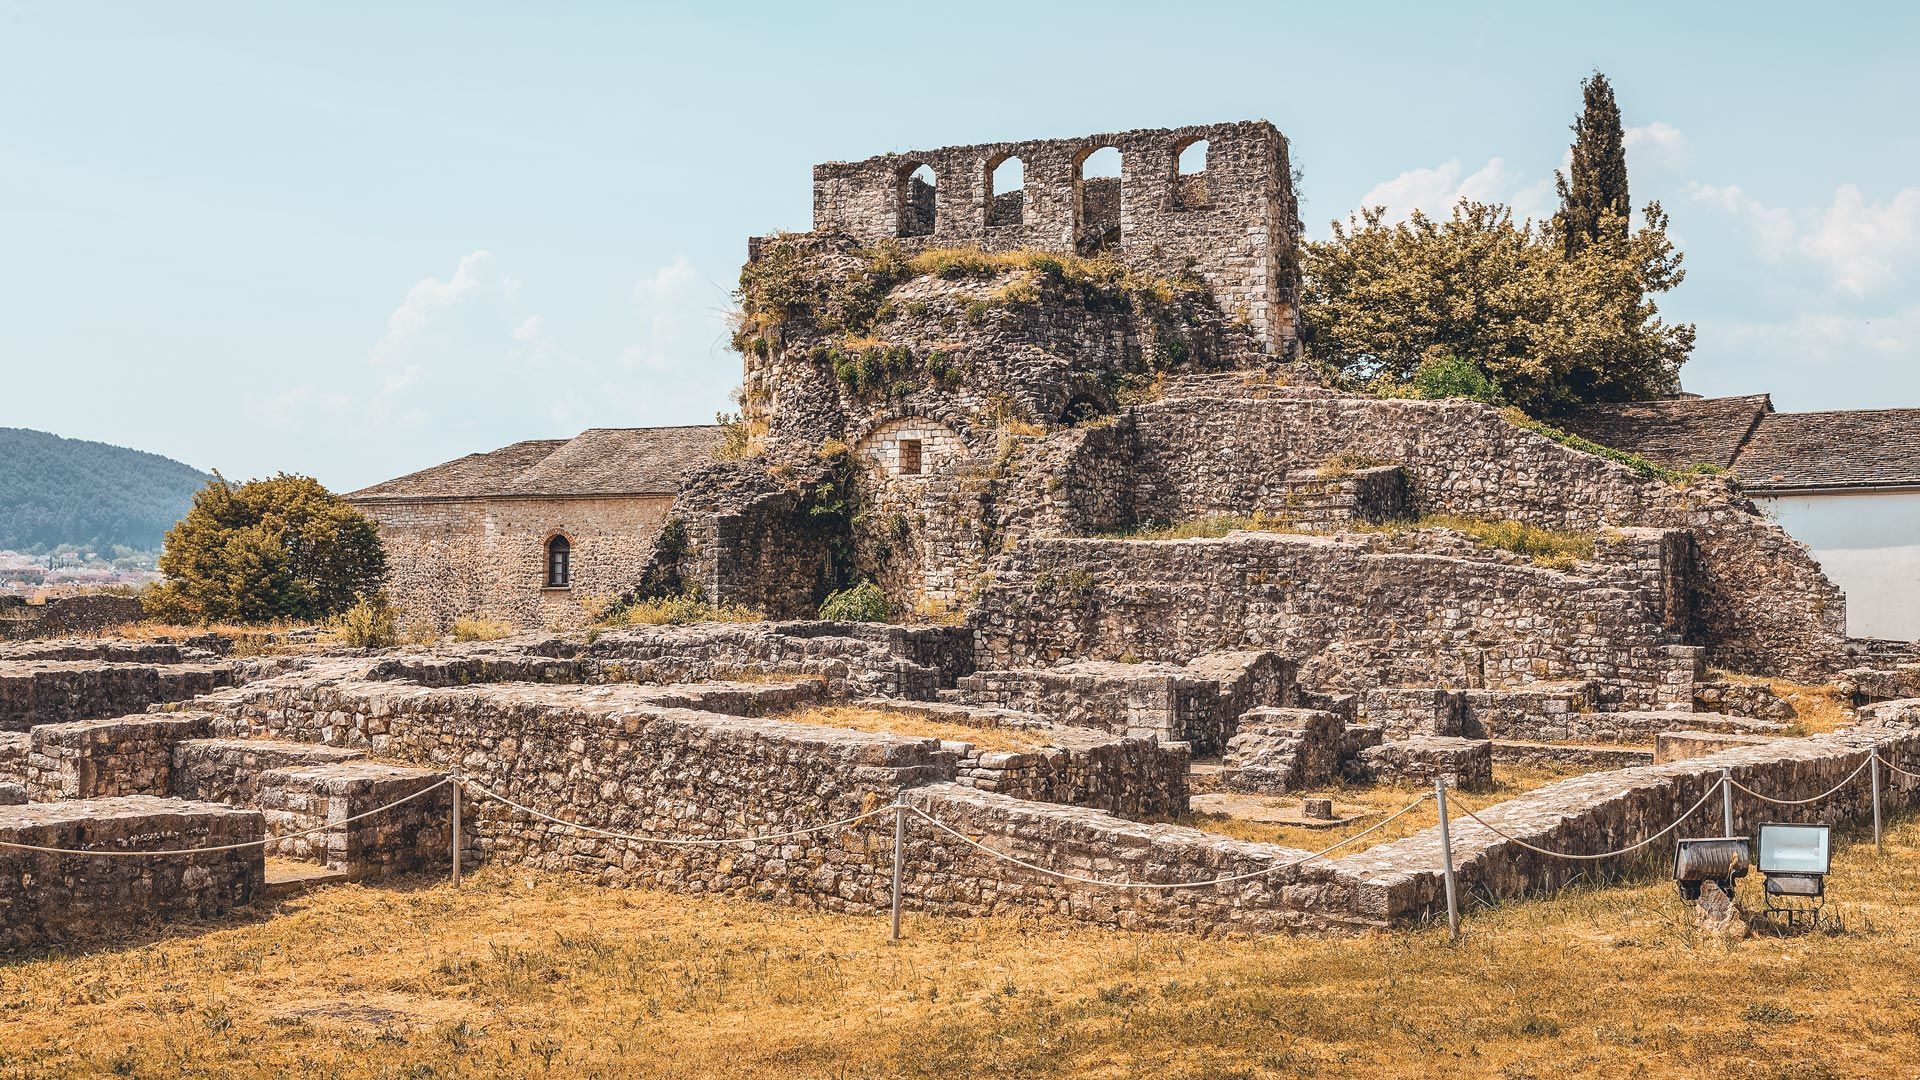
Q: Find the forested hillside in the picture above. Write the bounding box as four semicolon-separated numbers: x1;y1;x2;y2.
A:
0;428;210;551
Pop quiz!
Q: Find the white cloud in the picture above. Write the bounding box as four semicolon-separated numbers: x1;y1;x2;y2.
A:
619;256;727;373
1625;122;1691;170
1691;182;1920;293
1352;158;1520;225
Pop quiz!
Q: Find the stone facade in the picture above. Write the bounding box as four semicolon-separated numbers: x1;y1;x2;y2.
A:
1221;707;1345;794
256;762;451;876
360;494;677;630
25;713;210;801
1354;737;1495;790
0;594;144;640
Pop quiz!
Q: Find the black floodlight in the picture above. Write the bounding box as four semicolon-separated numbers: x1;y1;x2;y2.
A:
1673;836;1750;900
1757;822;1831;925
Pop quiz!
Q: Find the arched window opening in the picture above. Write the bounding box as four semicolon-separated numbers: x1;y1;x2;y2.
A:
987;154;1025;228
1174;139;1210;210
898;438;923;475
898;164;937;238
1075;146;1123;255
545;535;571;588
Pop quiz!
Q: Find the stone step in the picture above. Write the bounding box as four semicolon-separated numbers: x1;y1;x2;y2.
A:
261;858;352;900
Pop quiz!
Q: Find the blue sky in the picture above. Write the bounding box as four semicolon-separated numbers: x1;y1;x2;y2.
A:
4;1;1918;491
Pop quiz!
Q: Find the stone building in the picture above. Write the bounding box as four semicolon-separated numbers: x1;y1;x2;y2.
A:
347;426;721;630
1566;396;1920;639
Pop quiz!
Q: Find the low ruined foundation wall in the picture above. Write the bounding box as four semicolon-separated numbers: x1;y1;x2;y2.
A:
0;796;263;953
25;713;209;801
971;533;1692;708
1335;724;1920;923
952;733;1188;820
257;763;452;875
0;661;234;731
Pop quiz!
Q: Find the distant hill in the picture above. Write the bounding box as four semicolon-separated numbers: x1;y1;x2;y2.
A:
0;428;211;552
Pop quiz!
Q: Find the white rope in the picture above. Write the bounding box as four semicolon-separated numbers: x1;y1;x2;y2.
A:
458;777;894;846
0;777;454;857
1451;778;1725;862
1878;751;1920;783
1729;754;1873;806
905;792;1433;890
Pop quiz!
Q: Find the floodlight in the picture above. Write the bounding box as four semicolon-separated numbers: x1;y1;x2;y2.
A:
1673;836;1749;901
1756;822;1831;926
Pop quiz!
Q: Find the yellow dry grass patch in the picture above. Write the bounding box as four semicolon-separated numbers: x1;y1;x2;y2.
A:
779;704;1049;753
1189;763;1586;854
7;814;1920;1078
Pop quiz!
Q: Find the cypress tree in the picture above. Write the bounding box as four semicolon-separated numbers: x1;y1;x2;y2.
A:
1554;72;1630;256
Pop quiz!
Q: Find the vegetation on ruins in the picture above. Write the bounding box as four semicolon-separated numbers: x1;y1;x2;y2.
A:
1114;511;1597;569
604;591;763;627
1302;72;1694;414
326;593;400;648
1500;407;1725;483
817;580;890;622
143;474;386;625
451;616;515;642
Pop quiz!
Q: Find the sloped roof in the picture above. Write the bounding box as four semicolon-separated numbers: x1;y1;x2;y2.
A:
1559;395;1772;470
348;426;723;502
1733;409;1920;492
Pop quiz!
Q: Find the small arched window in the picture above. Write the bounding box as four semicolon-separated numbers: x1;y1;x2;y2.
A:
987;154;1025;228
1075;146;1123;254
1174;138;1210;210
545;535;571;588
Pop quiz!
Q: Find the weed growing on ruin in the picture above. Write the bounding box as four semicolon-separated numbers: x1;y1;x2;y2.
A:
1111;514;1290;540
1498;407;1723;484
326;595;399;649
610;593;762;627
1415;514;1596;568
817;581;890;622
451;617;514;642
778;704;1045;752
1318;451;1390;477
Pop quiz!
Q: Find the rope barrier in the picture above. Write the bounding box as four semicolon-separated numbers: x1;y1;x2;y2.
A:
1728;754;1873;807
0;776;454;857
458;778;896;846
1877;752;1920;783
1451;778;1725;862
904;791;1434;890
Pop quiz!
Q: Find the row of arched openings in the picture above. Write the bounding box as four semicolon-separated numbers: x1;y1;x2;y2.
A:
896;139;1210;241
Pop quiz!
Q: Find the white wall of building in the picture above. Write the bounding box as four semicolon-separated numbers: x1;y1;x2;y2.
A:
1758;490;1920;640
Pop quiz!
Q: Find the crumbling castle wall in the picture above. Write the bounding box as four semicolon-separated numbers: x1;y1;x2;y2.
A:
795;121;1298;355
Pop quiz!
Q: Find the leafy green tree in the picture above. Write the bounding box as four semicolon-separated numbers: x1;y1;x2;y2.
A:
818;581;890;622
1301;200;1692;413
1555;72;1631;257
143;474;386;624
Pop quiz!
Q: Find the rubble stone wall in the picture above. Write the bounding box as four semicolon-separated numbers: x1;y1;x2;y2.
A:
798;121;1298;354
1117;391;1846;678
0;661;234;731
25;713;209;801
971;534;1695;708
0;796;264;953
256;762;452;876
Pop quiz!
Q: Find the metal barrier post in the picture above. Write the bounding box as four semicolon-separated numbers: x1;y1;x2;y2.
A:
1721;768;1735;836
890;803;907;941
451;772;462;888
1435;778;1460;942
1872;751;1885;854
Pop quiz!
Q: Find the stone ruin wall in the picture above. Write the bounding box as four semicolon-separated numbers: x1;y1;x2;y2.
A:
795;121;1298;356
975;388;1846;681
971;531;1701;709
0;594;145;640
360;494;678;631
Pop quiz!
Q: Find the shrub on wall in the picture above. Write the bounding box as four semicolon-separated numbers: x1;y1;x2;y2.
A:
143;473;386;625
818;581;890;622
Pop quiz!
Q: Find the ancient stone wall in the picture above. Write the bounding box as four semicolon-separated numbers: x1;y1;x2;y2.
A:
797;121;1298;355
256;762;451;876
0;661;234;731
0;796;263;953
360;493;677;631
1109;389;1845;678
24;713;209;801
0;594;144;640
971;533;1697;708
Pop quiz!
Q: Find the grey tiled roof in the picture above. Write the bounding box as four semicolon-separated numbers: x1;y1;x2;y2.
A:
1560;395;1772;470
348;426;724;501
1734;409;1920;492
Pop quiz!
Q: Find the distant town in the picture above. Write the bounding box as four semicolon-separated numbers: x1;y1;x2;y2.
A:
0;548;160;596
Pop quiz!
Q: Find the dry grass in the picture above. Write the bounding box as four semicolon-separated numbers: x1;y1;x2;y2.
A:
8;811;1920;1078
778;704;1049;753
1111;513;1596;569
450;617;515;643
1189;763;1586;854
